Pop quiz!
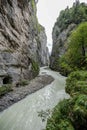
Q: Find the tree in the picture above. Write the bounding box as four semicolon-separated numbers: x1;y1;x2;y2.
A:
54;2;87;32
65;22;87;68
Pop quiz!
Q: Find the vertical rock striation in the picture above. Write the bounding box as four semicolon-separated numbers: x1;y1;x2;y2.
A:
50;23;76;70
50;2;87;71
38;25;49;66
0;0;49;85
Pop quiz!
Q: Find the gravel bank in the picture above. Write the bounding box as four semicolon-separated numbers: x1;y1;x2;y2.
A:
0;75;54;112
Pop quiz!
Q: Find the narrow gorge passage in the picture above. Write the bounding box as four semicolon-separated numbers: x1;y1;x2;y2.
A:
0;67;69;130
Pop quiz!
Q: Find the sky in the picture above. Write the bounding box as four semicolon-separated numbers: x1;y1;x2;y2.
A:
37;0;87;52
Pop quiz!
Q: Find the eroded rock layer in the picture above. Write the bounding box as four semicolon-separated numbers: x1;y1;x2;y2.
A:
0;0;49;85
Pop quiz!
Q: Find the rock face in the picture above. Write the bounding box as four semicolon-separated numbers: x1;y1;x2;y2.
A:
0;0;49;85
50;2;87;71
38;25;49;66
50;23;76;70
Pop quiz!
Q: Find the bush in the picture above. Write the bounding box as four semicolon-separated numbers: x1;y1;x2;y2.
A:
16;80;29;87
31;60;39;77
0;84;13;96
46;99;74;130
49;57;59;71
46;94;87;130
58;22;87;76
54;2;87;33
66;71;87;96
72;94;87;130
59;55;73;76
56;119;75;130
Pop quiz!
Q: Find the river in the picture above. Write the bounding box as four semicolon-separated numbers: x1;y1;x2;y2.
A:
0;67;69;130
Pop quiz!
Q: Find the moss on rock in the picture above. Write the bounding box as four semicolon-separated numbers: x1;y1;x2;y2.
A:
31;60;39;77
31;0;36;11
0;84;13;96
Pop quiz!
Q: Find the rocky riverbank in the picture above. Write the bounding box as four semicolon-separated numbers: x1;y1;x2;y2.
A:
0;74;54;112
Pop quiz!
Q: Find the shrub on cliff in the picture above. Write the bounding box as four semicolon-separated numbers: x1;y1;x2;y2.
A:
59;55;74;76
31;60;40;77
66;22;87;68
46;94;87;130
59;22;87;75
66;71;87;96
46;99;74;130
0;84;13;96
54;1;87;33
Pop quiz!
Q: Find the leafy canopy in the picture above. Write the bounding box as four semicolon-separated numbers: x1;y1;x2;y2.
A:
65;22;87;68
53;1;87;33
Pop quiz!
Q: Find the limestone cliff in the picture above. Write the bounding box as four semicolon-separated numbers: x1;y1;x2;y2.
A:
38;25;49;66
0;0;49;85
50;2;87;71
50;23;76;70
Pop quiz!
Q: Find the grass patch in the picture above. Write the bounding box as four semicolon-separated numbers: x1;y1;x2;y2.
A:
0;84;13;96
16;80;29;87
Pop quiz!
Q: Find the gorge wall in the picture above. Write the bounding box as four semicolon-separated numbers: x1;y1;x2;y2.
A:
0;0;49;85
50;23;76;70
50;1;87;71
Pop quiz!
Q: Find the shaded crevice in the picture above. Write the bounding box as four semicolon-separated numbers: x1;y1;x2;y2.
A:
3;75;12;84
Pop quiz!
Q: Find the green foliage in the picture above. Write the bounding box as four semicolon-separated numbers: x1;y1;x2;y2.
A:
50;58;59;71
46;99;74;130
66;71;87;96
16;79;29;87
54;2;87;33
59;22;87;75
59;55;74;76
52;2;87;74
73;94;87;118
38;109;51;122
72;94;87;129
31;0;36;11
46;94;87;130
0;84;13;96
31;0;42;34
66;22;87;68
56;119;74;130
38;24;45;33
31;60;39;77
